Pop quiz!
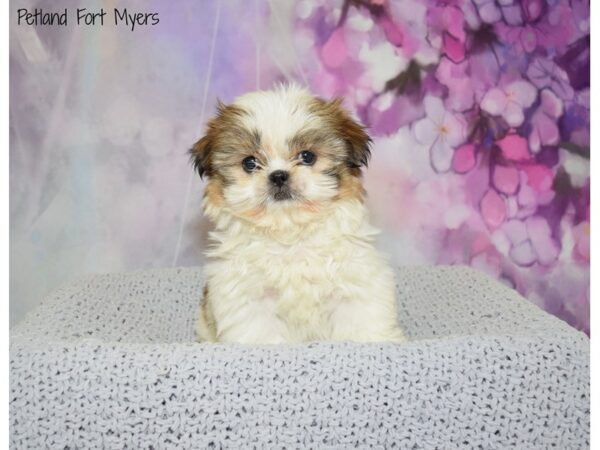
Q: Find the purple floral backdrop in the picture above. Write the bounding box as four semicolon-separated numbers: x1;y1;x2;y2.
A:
10;0;589;332
291;0;590;334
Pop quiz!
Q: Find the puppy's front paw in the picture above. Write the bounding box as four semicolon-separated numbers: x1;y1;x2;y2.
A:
195;313;216;343
196;285;217;343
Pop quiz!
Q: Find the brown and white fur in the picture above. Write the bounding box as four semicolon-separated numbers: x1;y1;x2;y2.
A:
191;84;405;344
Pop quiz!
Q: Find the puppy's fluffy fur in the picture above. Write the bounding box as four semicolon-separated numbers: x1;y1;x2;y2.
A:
191;84;405;344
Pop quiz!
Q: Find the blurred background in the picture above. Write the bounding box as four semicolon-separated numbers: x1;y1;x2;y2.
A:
10;0;590;333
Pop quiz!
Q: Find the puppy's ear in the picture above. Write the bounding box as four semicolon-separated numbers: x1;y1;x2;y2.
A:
328;98;372;169
190;100;243;178
341;116;372;169
190;100;225;178
190;134;213;179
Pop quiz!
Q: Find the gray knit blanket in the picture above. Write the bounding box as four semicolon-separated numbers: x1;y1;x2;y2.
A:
10;266;589;449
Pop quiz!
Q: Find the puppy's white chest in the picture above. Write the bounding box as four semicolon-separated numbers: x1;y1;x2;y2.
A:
255;240;339;294
254;242;348;337
209;235;352;335
202;203;400;344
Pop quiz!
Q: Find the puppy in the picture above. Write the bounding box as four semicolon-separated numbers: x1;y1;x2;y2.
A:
191;84;405;344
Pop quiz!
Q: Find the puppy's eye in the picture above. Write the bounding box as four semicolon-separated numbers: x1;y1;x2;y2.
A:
299;150;316;165
242;156;258;173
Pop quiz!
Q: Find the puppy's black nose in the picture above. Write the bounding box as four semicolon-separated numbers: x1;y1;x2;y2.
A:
269;170;289;187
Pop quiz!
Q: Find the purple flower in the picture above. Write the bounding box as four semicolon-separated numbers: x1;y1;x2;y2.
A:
435;57;474;112
480;80;537;127
480;189;507;228
495;216;560;266
529;89;563;153
472;0;527;25
413;96;467;172
527;57;575;101
494;0;580;54
452;144;477;173
387;0;439;64
427;5;466;63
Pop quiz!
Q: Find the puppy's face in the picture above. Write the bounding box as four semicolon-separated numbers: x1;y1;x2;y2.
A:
191;85;371;227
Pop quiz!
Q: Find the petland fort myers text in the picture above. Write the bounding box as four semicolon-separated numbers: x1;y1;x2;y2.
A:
16;8;159;31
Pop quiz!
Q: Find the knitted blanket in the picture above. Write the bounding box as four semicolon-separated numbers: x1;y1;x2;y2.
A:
10;266;589;448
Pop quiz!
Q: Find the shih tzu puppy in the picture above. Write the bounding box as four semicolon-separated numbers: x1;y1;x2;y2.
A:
191;84;405;344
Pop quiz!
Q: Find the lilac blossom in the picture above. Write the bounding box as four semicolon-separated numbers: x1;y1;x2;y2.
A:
412;96;467;172
529;89;563;153
527;57;575;101
480;80;537;127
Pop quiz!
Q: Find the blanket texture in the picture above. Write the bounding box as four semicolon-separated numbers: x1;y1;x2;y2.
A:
10;266;589;448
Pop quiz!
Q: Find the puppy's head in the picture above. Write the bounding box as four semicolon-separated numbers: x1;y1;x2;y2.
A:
191;85;371;228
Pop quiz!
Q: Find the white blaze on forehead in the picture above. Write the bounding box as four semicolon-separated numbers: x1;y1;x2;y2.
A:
268;158;289;171
233;84;322;159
